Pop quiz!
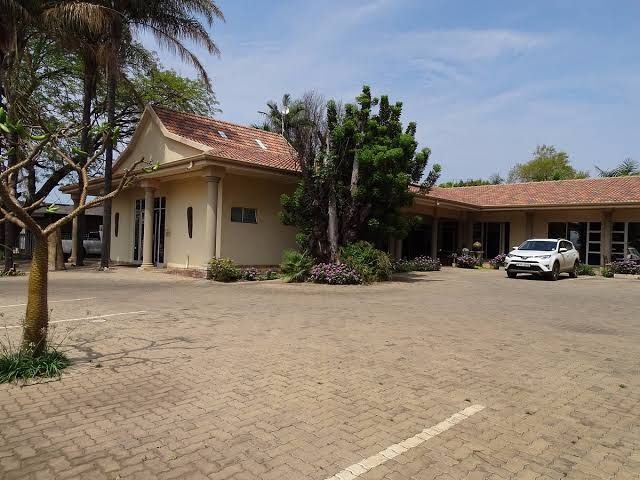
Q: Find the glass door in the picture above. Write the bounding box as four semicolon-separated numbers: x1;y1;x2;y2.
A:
153;197;166;266
133;199;144;263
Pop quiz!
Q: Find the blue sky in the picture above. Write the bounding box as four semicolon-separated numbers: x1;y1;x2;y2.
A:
145;0;640;182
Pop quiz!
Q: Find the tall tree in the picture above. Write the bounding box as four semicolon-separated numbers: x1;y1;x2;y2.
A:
595;158;639;177
280;86;441;261
440;174;503;188
0;109;154;355
508;145;588;183
99;0;224;269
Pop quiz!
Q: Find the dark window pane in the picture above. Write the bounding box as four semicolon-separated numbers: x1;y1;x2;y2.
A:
589;222;601;231
231;207;243;222
588;253;601;266
629;223;640;250
114;213;119;238
613;232;625;243
589;231;601;242
243;208;257;224
548;222;566;239
613;222;625;231
187;207;193;238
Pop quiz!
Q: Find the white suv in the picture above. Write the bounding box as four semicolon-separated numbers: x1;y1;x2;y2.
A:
505;238;581;280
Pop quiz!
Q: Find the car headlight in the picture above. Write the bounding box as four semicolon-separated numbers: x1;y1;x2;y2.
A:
534;255;551;260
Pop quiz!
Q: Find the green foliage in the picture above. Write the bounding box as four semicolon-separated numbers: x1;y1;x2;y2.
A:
601;266;615;278
341;241;392;283
440;174;503;188
576;263;596;276
207;258;241;282
279;86;441;259
596;158;639;177
508;145;589;182
0;349;70;383
280;250;313;283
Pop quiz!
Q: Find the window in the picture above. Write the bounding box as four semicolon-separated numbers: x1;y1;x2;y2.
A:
255;139;267;150
611;222;640;261
218;130;227;139
187;207;193;238
231;207;257;224
114;212;119;238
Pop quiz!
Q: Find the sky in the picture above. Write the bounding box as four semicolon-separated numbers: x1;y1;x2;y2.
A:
142;0;640;183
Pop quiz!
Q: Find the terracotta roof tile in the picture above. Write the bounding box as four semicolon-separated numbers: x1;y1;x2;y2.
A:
152;105;299;173
419;176;640;208
152;106;640;209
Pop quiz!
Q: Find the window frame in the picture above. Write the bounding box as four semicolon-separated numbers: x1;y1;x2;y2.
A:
230;207;258;224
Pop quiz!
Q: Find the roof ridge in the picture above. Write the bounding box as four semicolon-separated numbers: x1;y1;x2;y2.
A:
150;104;288;140
432;175;640;191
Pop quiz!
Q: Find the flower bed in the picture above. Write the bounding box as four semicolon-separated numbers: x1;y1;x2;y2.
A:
489;254;506;269
412;256;441;272
456;254;479;269
610;259;640;275
309;263;362;285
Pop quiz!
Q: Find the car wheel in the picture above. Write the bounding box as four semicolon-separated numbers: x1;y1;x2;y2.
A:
569;261;579;278
547;262;560;281
507;271;517;278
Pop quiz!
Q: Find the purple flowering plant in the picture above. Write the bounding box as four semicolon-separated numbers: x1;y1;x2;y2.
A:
309;263;362;285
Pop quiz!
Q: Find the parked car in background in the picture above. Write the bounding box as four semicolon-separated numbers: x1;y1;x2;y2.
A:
505;238;580;280
61;231;102;259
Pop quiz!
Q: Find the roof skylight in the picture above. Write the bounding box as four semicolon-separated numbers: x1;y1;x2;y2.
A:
218;130;228;139
255;139;267;150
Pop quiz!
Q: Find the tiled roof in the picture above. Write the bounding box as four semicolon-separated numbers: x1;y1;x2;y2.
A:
151;106;640;209
152;105;299;173
421;176;640;208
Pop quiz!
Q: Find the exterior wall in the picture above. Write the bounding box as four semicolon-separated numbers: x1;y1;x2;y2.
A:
220;174;297;265
115;117;202;172
111;188;138;264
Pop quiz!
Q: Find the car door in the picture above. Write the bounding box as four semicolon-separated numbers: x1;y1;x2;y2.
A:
560;241;573;270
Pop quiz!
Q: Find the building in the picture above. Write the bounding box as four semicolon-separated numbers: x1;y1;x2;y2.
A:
64;106;640;270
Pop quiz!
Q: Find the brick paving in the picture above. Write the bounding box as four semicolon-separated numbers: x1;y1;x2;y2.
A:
0;268;639;479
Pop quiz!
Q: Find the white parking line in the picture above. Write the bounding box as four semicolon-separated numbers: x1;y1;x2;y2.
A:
325;404;486;480
0;297;97;308
1;311;148;329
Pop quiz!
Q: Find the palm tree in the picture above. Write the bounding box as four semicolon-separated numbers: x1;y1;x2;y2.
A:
258;93;307;139
99;0;224;269
595;158;640;177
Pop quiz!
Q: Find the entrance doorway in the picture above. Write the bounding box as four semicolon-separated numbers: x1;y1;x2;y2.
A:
473;222;510;259
133;197;166;266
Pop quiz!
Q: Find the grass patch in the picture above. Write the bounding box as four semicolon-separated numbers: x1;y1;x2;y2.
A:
576;263;596;276
0;349;70;383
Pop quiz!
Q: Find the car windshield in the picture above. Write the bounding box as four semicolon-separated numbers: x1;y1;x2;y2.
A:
518;240;557;251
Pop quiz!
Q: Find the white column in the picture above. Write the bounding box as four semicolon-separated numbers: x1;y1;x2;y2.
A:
431;216;439;258
140;186;155;268
205;176;220;261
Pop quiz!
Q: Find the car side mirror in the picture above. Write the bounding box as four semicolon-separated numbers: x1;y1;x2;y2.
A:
559;247;568;253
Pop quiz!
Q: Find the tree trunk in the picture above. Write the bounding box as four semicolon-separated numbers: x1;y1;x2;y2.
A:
22;236;49;356
3;131;17;272
350;151;359;196
101;34;120;269
75;55;98;267
327;183;339;262
48;229;65;271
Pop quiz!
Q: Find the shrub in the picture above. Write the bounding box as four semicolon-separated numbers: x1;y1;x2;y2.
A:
341;241;392;282
280;250;312;283
456;255;478;269
241;267;259;281
489;254;506;269
412;256;441;272
392;259;415;273
601;266;615;278
258;270;279;281
576;263;596;276
610;259;640;275
0;348;70;384
309;263;362;285
207;258;241;282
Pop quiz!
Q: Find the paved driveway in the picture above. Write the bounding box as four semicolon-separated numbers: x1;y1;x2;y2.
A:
1;268;639;479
